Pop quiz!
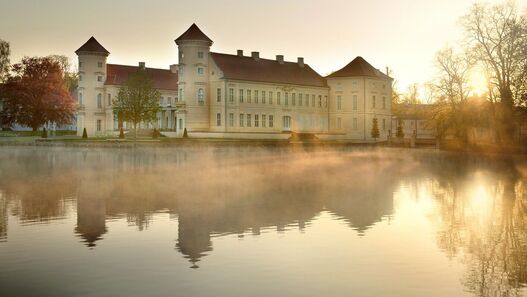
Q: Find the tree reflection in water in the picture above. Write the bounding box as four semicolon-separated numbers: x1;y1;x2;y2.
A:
0;146;526;296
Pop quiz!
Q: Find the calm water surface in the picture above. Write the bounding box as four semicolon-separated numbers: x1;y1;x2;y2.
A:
0;145;526;297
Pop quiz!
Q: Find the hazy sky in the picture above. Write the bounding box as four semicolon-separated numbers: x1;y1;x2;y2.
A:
0;0;521;93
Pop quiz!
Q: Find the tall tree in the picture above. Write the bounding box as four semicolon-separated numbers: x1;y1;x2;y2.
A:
371;118;380;141
47;55;78;94
462;1;527;141
0;56;75;131
0;39;9;82
113;69;161;139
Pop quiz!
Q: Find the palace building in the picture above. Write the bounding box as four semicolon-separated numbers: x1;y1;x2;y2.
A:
75;23;392;141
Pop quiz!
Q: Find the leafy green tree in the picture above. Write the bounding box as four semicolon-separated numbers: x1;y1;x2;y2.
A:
0;39;9;82
371;118;380;141
113;69;161;140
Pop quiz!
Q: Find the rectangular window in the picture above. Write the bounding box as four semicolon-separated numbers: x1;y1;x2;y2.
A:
337;117;342;129
262;115;266;127
277;92;281;105
324;96;328;108
269;91;273;104
240;113;244;127
216;113;221;126
337;95;342;110
269;115;274;127
217;88;222;102
229;88;234;103
255;114;259;127
261;91;266;104
247;90;252;103
97;94;102;108
79;92;83;104
179;118;183;130
299;94;303;106
311;95;315;107
382;96;386;109
318;95;322;107
229;113;234;127
97;119;101;131
353;118;358;129
292;93;296;106
97;76;102;82
160;97;164;106
107;93;111;106
247;114;252;127
285;92;289;106
372;95;376;109
97;61;102;68
353;95;358;110
254;90;259;104
198;67;204;75
239;89;244;103
198;51;204;58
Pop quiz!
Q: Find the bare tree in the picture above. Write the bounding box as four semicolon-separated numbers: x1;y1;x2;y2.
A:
462;1;527;141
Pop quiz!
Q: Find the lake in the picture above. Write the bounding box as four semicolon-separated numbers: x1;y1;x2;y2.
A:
0;145;526;297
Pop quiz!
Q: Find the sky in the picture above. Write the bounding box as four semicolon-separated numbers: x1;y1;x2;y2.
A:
0;0;522;94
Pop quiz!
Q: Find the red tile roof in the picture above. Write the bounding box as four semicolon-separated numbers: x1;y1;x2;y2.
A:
210;53;327;88
175;23;212;43
105;64;178;91
75;37;110;55
326;56;391;80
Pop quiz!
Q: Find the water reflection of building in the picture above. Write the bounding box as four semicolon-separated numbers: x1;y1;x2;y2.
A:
0;194;7;242
75;194;107;248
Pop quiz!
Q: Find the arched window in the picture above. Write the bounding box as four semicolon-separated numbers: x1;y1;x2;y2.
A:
97;93;102;108
197;88;204;105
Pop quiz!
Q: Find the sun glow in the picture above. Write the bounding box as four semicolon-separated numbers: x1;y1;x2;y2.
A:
468;68;488;96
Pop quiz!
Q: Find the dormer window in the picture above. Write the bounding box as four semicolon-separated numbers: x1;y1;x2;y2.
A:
198;51;204;58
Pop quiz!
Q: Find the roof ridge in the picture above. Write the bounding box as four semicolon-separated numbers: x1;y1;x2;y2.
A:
210;52;310;66
106;63;172;72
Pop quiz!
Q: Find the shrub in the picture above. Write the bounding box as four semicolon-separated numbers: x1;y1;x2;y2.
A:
82;128;88;139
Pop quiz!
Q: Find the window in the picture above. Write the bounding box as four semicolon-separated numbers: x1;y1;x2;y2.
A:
261;91;266;104
337;117;342;129
247;114;252;127
179;118;183;130
97;61;103;68
382;119;386;130
262;115;266;127
382;96;386;109
269;115;274;127
277;92;281;105
353;118;358;129
97;76;102;82
197;88;204;104
179;88;184;101
372;95;376;109
283;116;291;130
240;113;244;127
337;95;342;110
324;96;328;108
254;90;259;104
292;93;296;106
216;113;221;126
229;113;234;127
167;97;172;106
311;115;316;128
353;95;358;110
97;93;102;108
217;88;222;102
97;120;101;131
239;89;244;103
79;92;83;104
285;92;289;106
198;51;204;58
299;94;303;106
255;114;259;127
160;97;164;106
107;93;111;106
318;95;322;107
197;67;204;75
247;90;252;103
311;95;315;107
79;62;83;68
269;91;273;104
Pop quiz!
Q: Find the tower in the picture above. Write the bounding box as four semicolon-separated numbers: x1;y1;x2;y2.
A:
75;37;110;136
174;24;213;134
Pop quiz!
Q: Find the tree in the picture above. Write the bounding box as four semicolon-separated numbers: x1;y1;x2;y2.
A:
371;118;380;141
82;127;87;139
396;120;404;138
47;55;78;94
119;127;124;139
462;1;527;141
0;56;76;131
0;39;9;82
113;69;161;140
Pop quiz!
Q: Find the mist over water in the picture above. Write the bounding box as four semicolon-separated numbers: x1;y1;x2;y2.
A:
0;145;526;297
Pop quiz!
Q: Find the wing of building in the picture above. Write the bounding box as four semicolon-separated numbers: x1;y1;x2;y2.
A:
75;24;393;141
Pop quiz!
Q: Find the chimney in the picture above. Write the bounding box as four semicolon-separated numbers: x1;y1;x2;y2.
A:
297;57;304;68
170;64;178;74
276;55;284;64
237;49;243;57
251;51;259;61
139;62;145;69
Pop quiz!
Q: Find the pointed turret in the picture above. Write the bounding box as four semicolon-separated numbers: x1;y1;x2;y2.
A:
75;37;110;56
175;23;213;45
